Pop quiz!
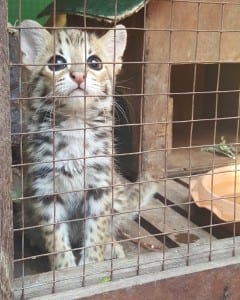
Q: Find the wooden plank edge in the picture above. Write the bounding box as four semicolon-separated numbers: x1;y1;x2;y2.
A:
14;236;240;299
29;256;240;300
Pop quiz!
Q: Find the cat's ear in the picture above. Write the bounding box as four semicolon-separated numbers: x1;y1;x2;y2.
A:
20;20;51;70
101;24;127;66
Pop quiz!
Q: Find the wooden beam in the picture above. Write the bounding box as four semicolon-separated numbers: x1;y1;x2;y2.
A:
0;0;13;298
16;254;240;300
142;0;173;179
14;236;240;299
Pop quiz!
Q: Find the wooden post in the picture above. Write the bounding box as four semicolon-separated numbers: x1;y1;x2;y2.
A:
142;0;173;178
0;0;13;298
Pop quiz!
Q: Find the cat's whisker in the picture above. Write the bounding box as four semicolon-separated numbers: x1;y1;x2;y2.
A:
115;85;132;90
32;93;54;119
114;101;129;124
117;75;136;84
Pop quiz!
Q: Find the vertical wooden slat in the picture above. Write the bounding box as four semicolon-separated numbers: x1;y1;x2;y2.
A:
142;0;173;178
0;0;13;299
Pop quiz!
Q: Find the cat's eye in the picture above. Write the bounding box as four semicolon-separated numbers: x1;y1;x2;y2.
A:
48;55;67;71
87;55;103;71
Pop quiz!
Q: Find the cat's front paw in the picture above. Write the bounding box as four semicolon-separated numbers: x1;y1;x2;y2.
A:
78;242;125;266
50;250;77;269
79;246;104;265
104;242;125;260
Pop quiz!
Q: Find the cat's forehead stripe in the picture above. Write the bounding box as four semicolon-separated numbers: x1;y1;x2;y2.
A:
55;30;93;64
65;37;70;45
64;30;86;47
57;32;62;45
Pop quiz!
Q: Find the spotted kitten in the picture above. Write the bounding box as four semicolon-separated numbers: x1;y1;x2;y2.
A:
19;20;157;269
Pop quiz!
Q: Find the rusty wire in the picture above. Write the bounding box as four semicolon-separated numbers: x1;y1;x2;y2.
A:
10;0;240;298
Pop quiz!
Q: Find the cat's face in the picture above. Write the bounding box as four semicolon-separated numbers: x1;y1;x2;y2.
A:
20;20;127;114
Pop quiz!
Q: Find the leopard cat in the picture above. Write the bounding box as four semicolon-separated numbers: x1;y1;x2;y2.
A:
18;20;157;269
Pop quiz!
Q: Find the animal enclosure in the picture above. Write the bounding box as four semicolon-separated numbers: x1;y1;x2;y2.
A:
1;0;240;299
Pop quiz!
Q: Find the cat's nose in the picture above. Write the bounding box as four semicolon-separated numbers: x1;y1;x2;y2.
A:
70;72;85;85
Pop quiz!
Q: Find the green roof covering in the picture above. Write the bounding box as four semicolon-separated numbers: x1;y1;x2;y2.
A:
8;0;52;25
38;0;150;23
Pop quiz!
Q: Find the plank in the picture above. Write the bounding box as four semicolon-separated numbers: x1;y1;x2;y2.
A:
167;148;240;177
155;178;192;211
141;201;214;246
156;178;204;220
0;3;14;299
29;257;240;300
119;219;164;256
142;0;173;178
14;236;240;299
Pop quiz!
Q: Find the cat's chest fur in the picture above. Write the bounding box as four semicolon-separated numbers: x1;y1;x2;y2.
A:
28;115;113;197
56;117;113;185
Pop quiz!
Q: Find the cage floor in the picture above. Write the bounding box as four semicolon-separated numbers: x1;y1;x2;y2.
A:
14;176;238;279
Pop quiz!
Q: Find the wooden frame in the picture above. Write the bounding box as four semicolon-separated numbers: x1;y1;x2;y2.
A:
14;238;240;299
0;0;13;298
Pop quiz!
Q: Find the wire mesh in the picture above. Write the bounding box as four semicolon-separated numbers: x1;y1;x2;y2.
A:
7;0;240;298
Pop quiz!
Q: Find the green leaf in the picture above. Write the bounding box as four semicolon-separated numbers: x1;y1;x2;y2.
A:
201;136;237;159
100;276;111;283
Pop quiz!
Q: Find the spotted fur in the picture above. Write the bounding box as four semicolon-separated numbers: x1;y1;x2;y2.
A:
19;20;157;269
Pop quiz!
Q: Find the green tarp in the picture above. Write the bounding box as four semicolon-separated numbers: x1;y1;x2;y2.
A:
8;0;52;24
38;0;150;23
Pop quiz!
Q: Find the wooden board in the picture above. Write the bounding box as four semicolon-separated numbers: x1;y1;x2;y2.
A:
141;195;215;247
0;2;13;299
14;238;240;299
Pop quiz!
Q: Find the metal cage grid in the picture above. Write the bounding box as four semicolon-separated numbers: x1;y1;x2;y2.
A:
5;0;240;298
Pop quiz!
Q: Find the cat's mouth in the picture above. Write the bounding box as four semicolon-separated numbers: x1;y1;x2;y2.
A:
69;88;86;97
